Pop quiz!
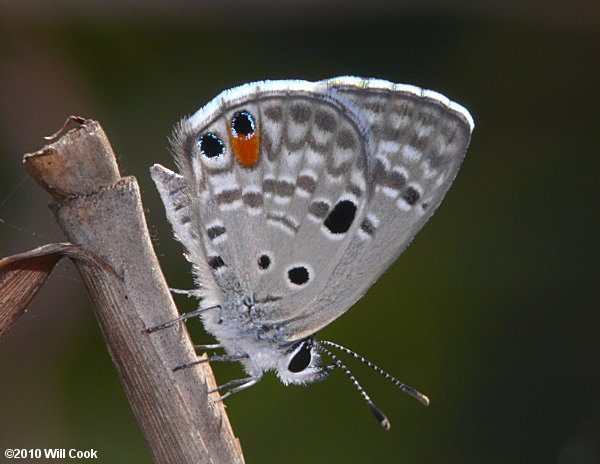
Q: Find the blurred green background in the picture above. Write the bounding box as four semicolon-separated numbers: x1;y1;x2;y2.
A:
1;2;598;463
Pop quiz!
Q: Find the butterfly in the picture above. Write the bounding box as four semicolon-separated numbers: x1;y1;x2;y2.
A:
146;76;473;429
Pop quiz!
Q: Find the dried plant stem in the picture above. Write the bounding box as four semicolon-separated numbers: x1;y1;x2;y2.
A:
21;117;244;464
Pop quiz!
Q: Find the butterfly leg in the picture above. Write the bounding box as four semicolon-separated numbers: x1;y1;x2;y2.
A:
144;305;220;333
169;288;201;297
173;354;248;372
210;377;254;393
194;344;223;351
210;375;262;402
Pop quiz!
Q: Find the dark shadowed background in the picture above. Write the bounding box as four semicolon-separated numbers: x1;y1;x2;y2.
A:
1;1;598;463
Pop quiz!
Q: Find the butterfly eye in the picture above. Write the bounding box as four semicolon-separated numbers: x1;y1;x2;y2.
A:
288;342;312;373
231;111;255;139
198;133;224;158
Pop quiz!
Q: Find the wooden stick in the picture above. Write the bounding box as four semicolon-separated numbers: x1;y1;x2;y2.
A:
22;116;245;464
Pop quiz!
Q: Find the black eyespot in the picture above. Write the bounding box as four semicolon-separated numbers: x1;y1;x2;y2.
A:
198;133;224;158
288;266;310;286
324;200;357;234
231;111;255;138
288;342;312;373
258;254;271;270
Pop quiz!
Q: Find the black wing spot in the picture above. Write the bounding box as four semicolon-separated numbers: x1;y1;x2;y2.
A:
258;254;271;270
231;111;255;138
402;186;420;206
198;133;224;158
287;266;310;286
324;200;357;234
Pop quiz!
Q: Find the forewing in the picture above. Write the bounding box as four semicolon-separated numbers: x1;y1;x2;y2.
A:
154;77;473;342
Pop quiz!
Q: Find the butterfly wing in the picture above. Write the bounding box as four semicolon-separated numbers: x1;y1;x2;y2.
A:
151;164;224;308
158;80;373;310
272;77;474;340
153;77;472;343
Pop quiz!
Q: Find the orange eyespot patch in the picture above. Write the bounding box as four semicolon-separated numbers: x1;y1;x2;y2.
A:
229;111;260;167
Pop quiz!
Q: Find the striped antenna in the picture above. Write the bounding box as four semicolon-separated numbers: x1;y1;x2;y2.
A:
315;343;391;430
319;340;429;407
